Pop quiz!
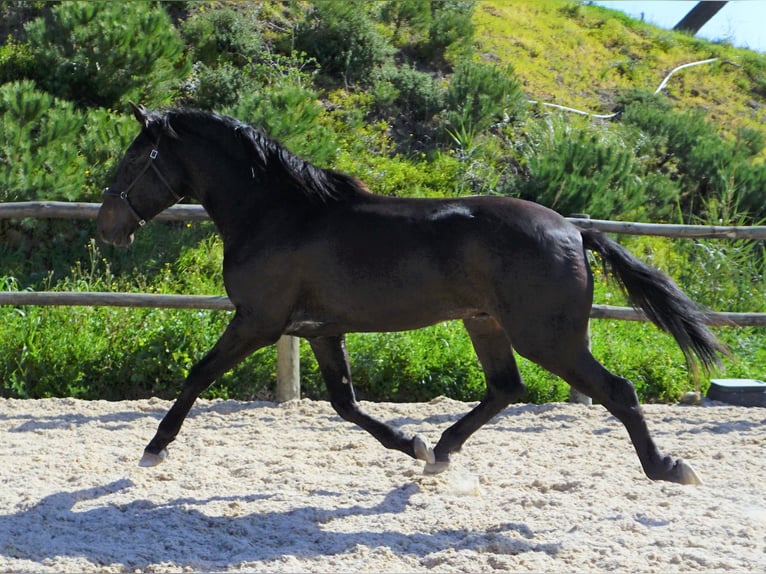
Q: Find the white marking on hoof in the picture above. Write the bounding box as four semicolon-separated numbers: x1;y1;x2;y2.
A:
139;449;168;467
423;460;450;475
676;459;703;485
413;434;435;464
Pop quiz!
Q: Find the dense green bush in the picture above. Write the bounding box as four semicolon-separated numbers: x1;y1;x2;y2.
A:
381;0;433;46
0;80;86;201
417;0;477;61
0;299;280;401
510;115;675;219
226;82;339;166
178;6;267;110
444;59;525;136
295;0;395;86
0;80;138;290
376;63;446;122
619;94;766;221
182;61;248;110
0;34;33;83
23;1;188;108
379;0;477;62
741;52;766;99
180;6;264;69
622;234;766;314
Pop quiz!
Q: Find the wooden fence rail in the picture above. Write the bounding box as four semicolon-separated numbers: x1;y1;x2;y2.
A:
1;201;765;400
0;292;764;326
3;201;766;239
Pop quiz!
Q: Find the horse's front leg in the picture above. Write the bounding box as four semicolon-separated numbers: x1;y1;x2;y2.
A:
140;312;278;466
308;335;434;464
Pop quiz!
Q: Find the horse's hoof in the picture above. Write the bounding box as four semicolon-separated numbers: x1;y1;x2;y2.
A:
413;434;435;465
676;459;703;485
139;449;168;467
423;460;450;475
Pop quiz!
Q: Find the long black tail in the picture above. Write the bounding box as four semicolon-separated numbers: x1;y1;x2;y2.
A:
581;229;727;372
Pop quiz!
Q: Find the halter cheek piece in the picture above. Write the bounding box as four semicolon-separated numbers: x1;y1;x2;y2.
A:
102;139;184;227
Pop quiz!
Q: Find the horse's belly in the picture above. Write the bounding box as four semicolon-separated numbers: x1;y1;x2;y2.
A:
284;300;482;337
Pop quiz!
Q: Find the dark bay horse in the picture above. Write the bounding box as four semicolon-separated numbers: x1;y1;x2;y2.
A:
97;104;726;485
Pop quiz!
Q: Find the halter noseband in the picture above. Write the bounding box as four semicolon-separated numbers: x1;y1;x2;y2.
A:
102;139;184;227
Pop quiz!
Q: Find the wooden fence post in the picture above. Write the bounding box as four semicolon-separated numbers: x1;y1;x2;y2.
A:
276;335;300;402
569;213;593;406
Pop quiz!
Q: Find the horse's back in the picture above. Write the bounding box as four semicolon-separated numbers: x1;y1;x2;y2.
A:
358;194;588;281
273;194;592;335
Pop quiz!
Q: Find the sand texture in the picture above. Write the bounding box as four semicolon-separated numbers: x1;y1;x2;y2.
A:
1;396;764;572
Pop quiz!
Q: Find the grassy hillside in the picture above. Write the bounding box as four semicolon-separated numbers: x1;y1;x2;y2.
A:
475;0;766;159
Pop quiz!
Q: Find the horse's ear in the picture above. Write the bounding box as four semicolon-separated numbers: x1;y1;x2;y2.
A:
129;101;177;139
129;101;151;129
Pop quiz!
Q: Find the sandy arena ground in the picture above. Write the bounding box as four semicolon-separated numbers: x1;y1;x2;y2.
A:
1;396;764;572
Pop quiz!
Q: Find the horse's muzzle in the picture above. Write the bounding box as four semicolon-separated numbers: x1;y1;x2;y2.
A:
99;230;135;247
96;202;137;247
97;218;134;246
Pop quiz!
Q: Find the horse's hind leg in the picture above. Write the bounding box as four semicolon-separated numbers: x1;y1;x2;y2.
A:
542;349;702;485
428;316;525;473
308;335;432;462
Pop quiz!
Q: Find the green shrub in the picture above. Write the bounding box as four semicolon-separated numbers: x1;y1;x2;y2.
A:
377;63;446;122
0;79;135;202
23;1;188;108
0;84;136;284
77;107;139;200
178;6;265;110
417;0;477;61
300;324;586;405
0;298;276;400
295;0;395;86
0;80;86;202
183;61;248;110
741;52;766;99
337;323;486;403
511;116;674;219
443;59;525;136
619;96;766;222
0;34;34;82
381;0;432;46
180;6;264;68
621;234;766;314
591;320;691;403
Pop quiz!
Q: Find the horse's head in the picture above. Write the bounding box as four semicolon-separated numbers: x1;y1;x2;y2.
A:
97;103;185;246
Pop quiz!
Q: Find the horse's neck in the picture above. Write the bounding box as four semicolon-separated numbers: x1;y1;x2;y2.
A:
190;163;302;245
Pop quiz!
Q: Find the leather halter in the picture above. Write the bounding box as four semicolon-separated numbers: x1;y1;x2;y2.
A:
102;139;184;226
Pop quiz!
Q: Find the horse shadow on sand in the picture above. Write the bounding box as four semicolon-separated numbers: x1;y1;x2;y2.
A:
0;478;560;571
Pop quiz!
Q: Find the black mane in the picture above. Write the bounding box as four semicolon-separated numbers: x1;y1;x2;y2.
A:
158;108;369;204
